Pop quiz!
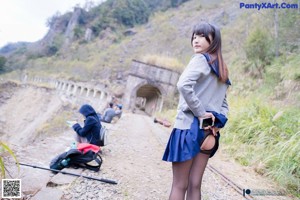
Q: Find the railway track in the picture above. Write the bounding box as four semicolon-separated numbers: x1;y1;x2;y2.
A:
142;115;289;200
206;164;252;199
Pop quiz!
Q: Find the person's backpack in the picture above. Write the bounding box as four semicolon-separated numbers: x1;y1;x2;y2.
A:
50;143;102;172
99;126;108;146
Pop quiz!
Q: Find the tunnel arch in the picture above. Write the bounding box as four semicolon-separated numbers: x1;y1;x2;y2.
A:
123;60;180;116
131;82;165;115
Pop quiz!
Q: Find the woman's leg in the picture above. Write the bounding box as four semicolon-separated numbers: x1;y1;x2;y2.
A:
200;131;216;151
186;153;210;200
169;159;193;200
74;134;88;143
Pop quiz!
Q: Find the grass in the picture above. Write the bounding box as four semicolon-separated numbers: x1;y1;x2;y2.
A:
267;54;300;81
36;108;75;137
0;142;19;178
222;95;300;197
154;109;177;124
139;54;184;72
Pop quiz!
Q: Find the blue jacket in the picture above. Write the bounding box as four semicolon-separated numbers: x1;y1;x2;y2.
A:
72;104;102;146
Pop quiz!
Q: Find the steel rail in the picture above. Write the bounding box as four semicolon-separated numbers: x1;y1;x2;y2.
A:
207;164;253;199
147;117;253;199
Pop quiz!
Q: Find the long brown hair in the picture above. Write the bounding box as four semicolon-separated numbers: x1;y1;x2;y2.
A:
191;22;229;83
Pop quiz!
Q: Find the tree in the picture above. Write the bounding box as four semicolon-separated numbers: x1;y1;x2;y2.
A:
113;0;150;27
0;56;7;72
273;7;279;57
46;11;61;28
245;28;272;77
171;0;189;7
278;8;300;53
74;27;84;39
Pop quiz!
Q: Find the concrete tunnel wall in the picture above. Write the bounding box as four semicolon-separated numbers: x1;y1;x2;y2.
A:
136;84;163;115
19;60;180;116
123;60;180;115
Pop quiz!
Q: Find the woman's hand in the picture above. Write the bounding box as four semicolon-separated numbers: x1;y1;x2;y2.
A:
198;112;219;136
203;126;220;136
200;112;215;121
211;127;220;136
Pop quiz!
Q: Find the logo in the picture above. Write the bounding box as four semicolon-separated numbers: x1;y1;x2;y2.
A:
242;189;285;197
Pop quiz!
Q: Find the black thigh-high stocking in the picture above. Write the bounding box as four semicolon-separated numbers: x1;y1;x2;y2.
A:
169;159;193;200
187;153;210;200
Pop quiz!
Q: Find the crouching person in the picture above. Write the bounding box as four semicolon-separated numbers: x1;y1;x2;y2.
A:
72;104;102;146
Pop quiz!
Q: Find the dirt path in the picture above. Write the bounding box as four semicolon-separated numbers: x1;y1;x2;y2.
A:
61;113;172;200
61;113;295;200
0;83;296;199
2;112;296;200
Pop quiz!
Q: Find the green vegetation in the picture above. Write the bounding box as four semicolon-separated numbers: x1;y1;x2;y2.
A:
139;54;184;71
223;95;299;195
112;0;150;27
89;0;190;37
36;109;74;137
0;142;19;178
0;56;6;72
245;28;272;78
220;8;299;196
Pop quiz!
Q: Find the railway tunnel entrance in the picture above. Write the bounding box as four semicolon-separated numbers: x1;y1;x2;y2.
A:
135;84;163;115
123;60;180;116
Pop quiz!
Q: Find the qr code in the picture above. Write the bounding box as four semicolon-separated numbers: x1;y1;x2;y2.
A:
2;179;21;198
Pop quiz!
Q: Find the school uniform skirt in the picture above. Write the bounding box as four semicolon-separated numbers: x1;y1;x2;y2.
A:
162;117;220;162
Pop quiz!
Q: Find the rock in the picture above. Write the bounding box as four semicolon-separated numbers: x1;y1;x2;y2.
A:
48;168;83;186
31;187;63;200
21;168;52;196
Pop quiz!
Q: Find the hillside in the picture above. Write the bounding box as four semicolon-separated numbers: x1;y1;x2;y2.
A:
1;0;298;104
1;0;240;86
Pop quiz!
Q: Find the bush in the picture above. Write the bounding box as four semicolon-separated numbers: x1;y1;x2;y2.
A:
0;56;7;72
223;97;300;197
47;45;59;56
171;0;190;7
74;26;84;39
278;9;300;53
245;28;273;78
113;0;150;27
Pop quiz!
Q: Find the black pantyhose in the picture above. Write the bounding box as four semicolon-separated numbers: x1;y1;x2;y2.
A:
200;130;216;155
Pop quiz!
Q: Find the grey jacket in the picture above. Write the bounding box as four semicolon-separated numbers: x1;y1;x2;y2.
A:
174;54;229;129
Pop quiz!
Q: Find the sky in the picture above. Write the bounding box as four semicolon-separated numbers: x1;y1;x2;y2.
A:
0;0;101;48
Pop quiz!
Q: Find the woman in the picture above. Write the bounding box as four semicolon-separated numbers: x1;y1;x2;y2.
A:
162;22;231;200
72;104;102;146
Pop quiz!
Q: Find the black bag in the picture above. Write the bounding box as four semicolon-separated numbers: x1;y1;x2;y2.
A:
50;148;102;172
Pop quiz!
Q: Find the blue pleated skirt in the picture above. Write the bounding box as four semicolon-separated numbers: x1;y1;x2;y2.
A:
162;117;220;162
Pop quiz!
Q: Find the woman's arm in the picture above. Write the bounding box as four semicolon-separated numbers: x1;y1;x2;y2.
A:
72;117;97;137
177;54;210;117
220;95;229;118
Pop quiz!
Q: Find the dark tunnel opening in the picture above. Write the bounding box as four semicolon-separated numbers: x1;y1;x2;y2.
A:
135;84;163;115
